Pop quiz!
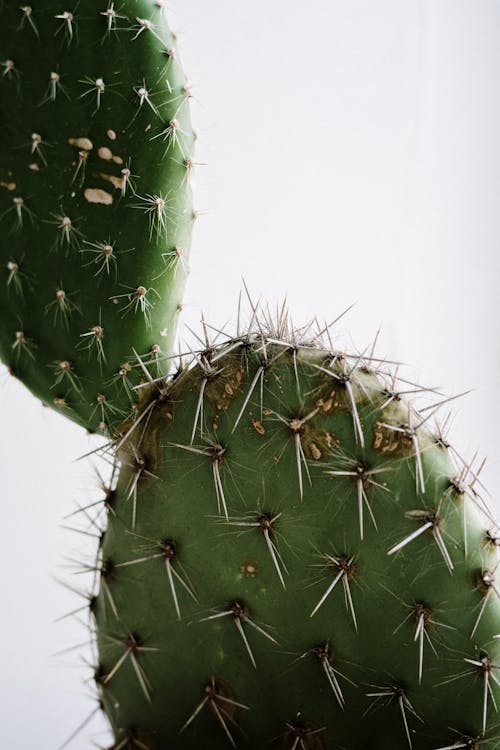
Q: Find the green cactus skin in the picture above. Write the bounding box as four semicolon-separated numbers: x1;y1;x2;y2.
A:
92;329;500;750
0;1;195;434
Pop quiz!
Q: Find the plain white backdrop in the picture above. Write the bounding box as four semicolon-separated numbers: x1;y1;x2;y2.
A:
2;1;500;747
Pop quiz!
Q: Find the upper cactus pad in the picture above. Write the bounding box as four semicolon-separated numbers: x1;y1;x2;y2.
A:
0;1;195;433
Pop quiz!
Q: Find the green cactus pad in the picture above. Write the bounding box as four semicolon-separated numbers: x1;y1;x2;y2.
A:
0;0;195;433
93;325;500;749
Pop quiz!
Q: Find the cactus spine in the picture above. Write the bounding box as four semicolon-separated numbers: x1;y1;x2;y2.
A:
0;3;499;749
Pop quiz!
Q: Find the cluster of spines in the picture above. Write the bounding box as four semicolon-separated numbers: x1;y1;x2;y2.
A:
53;308;500;749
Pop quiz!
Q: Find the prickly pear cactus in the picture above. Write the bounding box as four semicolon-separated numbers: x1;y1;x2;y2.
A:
1;4;498;750
93;320;500;750
0;0;195;433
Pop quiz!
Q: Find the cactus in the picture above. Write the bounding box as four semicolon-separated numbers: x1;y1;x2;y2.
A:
92;321;500;749
0;0;195;433
1;3;499;750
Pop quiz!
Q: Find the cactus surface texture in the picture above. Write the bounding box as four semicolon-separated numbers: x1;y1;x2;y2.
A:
93;319;500;750
0;0;194;433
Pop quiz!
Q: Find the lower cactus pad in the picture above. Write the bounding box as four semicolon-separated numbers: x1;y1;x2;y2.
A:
93;325;500;749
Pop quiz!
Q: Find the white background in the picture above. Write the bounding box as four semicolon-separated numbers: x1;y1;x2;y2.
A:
2;1;500;747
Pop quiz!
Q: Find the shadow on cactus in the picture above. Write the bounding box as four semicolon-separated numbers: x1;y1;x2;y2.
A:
1;2;499;750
